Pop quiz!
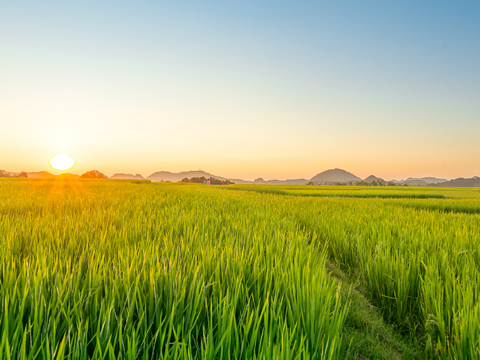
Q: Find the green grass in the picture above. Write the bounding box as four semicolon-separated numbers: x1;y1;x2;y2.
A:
0;179;349;359
225;185;447;199
1;179;480;358
385;198;480;214
286;194;480;359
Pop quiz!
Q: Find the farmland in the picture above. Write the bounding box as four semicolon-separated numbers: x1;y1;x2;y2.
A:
1;179;479;359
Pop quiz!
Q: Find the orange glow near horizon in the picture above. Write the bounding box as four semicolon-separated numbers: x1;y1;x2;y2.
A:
49;154;76;171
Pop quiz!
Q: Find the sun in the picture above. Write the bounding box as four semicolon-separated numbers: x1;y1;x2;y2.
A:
50;154;76;171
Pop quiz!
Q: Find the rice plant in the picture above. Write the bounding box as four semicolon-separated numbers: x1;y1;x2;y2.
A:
0;179;349;359
2;179;479;358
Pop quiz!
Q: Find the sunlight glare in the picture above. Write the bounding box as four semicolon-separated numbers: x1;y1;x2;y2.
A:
50;154;76;171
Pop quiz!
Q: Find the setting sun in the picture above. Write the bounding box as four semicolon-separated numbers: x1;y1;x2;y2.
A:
49;154;75;171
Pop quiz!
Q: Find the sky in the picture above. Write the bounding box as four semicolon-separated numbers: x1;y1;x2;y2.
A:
1;1;479;181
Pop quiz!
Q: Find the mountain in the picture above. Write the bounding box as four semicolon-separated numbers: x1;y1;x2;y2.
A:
110;173;145;180
363;175;385;184
81;170;108;179
0;170;23;177
390;177;450;186
25;171;80;179
432;177;480;188
310;169;361;185
405;177;448;184
5;167;477;187
402;179;429;186
26;171;55;178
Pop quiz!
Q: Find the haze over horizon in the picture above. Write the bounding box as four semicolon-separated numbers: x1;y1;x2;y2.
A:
1;1;479;181
3;166;467;183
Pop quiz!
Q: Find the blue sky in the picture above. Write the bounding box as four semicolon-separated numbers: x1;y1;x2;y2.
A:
1;1;479;179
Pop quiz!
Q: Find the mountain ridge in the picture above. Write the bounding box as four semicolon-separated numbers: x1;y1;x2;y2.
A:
432;177;480;188
363;175;385;184
310;168;361;185
5;167;480;187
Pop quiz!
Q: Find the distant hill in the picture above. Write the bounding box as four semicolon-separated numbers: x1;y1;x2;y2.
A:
7;167;479;187
432;177;480;187
81;170;108;179
403;179;430;186
0;170;27;178
147;170;227;183
1;170;15;177
310;169;361;185
26;171;79;179
407;177;448;184
392;177;448;186
410;177;448;184
110;173;145;180
363;175;385;184
147;171;309;184
254;178;309;185
27;171;55;178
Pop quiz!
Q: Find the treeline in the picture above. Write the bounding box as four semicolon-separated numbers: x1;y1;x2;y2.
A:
350;180;398;186
0;170;27;178
80;170;108;179
181;176;234;185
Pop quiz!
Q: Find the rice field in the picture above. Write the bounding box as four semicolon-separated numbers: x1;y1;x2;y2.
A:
1;179;479;359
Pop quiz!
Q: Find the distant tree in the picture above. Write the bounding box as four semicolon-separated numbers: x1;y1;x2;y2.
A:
209;177;223;185
18;172;28;178
372;180;378;186
181;178;190;182
306;181;314;185
387;181;396;186
190;176;207;184
80;170;108;179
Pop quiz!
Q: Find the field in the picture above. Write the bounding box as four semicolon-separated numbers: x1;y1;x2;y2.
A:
1;179;480;359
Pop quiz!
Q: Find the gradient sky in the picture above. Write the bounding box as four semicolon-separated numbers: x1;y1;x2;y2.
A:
1;1;479;180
